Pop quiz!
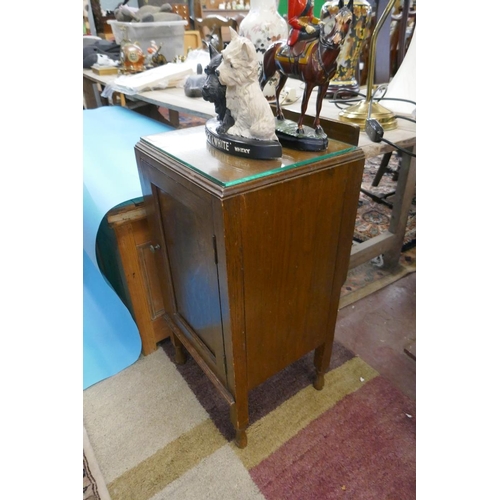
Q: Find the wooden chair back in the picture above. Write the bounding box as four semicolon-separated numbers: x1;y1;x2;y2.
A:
358;0;416;86
194;15;239;52
171;3;192;30
389;7;416;77
184;30;202;55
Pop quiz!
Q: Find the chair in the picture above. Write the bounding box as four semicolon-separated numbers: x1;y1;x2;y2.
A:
389;5;416;78
194;15;238;52
233;13;246;31
183;30;202;55
371;151;399;187
171;3;193;29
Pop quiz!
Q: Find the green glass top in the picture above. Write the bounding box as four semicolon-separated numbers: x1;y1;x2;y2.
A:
141;126;356;187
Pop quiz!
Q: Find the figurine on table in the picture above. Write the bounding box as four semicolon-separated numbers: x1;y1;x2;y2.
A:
287;0;321;55
202;29;282;160
201;45;234;135
260;0;354;151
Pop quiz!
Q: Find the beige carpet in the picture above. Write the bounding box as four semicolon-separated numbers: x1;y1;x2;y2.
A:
83;348;242;500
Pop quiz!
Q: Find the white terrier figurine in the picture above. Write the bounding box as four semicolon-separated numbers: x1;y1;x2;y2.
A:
216;28;278;142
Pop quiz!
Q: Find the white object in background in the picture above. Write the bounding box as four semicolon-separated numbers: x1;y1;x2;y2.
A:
93;54;120;67
238;0;288;98
383;26;416;116
101;62;194;97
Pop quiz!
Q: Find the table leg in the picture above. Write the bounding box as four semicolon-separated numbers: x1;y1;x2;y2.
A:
114;92;127;107
382;146;416;268
166;109;180;128
83;77;102;109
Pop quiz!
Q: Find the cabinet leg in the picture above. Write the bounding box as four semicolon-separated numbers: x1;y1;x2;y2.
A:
235;429;248;449
313;341;333;391
313;372;325;391
230;401;249;448
171;334;186;365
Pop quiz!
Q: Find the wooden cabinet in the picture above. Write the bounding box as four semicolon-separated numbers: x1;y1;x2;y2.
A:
135;126;364;447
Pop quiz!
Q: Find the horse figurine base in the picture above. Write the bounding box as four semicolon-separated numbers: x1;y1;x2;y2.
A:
205;118;283;160
275;118;328;151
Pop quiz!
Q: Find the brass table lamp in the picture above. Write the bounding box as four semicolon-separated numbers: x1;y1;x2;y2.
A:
338;0;398;131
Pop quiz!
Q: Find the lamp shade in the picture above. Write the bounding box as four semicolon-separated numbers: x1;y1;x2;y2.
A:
383;25;416;116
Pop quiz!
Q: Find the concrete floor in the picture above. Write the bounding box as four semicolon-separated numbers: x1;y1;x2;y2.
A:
335;272;416;401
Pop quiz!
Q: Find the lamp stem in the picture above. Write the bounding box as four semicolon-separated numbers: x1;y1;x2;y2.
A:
338;0;398;130
364;0;397;104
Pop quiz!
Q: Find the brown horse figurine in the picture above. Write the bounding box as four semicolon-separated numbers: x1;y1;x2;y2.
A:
260;0;353;135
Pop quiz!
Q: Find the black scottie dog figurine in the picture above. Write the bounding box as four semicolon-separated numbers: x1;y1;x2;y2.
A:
202;45;234;135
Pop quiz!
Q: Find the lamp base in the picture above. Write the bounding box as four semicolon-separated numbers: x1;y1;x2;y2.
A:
338;101;398;131
326;79;360;99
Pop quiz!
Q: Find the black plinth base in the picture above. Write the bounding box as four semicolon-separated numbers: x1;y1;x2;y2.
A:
205;118;282;160
275;118;328;152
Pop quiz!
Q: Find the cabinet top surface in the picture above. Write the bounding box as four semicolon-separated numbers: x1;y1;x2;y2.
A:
140;126;357;187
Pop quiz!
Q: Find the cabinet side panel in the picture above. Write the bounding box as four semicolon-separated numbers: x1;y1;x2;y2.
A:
241;163;356;389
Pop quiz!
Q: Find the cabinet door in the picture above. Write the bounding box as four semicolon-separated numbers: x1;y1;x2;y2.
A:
154;179;227;384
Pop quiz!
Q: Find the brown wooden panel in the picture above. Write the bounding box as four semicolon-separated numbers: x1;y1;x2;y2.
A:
240;162;358;389
107;206;172;355
156;181;227;383
136;240;168;320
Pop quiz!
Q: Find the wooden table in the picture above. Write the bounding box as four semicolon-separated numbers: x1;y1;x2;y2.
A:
83;69;124;109
84;69;416;269
83;68;214;127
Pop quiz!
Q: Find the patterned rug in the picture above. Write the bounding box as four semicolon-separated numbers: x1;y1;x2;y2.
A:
340;151;416;305
355;152;416;251
340;246;415;308
84;427;111;500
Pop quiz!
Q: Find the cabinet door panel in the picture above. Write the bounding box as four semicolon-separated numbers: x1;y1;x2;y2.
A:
156;181;226;382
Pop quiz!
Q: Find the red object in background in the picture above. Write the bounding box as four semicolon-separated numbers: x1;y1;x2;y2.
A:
287;0;317;45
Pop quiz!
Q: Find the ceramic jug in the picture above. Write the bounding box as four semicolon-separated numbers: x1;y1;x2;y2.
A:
238;0;288;98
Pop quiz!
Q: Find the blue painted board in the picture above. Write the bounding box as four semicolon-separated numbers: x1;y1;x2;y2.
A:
83;106;173;389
